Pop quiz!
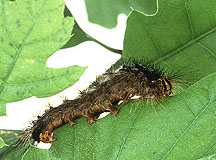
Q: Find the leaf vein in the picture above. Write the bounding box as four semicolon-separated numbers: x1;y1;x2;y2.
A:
0;0;48;95
145;25;162;57
115;108;141;160
202;140;216;158
161;99;214;160
24;29;67;46
197;42;216;58
184;2;195;39
155;23;216;64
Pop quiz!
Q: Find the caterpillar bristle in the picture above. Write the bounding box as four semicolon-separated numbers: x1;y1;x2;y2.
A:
61;96;69;103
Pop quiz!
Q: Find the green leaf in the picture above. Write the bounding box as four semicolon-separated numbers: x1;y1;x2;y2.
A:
0;138;5;148
0;130;23;146
61;6;90;49
84;0;158;28
24;72;216;159
199;154;216;160
62;6;122;54
123;0;216;84
63;20;122;54
0;130;25;160
0;0;86;116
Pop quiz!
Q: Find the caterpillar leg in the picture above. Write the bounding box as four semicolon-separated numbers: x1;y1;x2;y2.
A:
109;107;120;116
87;112;96;124
123;92;135;103
153;97;160;104
68;119;77;126
63;112;77;126
104;99;119;116
133;96;143;102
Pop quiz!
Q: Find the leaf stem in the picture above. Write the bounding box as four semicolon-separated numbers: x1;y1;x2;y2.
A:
88;36;122;55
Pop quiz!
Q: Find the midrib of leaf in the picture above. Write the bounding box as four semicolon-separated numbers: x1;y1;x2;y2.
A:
154;26;216;64
154;2;216;64
161;98;216;160
0;0;47;95
115;107;141;159
203;141;216;158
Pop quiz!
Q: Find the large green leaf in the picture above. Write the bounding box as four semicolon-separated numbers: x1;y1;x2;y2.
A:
0;0;86;116
84;0;158;28
123;0;216;84
24;72;216;159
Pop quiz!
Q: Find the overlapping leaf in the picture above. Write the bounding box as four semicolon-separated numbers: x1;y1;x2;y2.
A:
0;0;86;116
0;138;4;148
62;6;122;54
84;0;158;28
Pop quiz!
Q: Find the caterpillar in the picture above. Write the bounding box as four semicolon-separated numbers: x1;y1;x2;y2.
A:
0;59;181;158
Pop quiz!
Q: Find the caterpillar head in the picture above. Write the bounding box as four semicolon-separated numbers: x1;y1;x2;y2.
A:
39;131;55;143
150;77;172;98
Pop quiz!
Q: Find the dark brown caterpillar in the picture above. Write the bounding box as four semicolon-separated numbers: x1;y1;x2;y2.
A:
28;61;175;143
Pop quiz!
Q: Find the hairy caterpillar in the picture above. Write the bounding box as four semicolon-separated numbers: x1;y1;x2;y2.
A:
0;59;181;158
33;60;177;143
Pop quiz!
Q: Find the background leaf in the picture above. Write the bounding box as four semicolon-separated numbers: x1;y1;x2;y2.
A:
61;6;90;49
0;130;24;160
0;0;86;116
62;6;122;54
0;130;23;146
84;0;158;28
0;138;5;148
